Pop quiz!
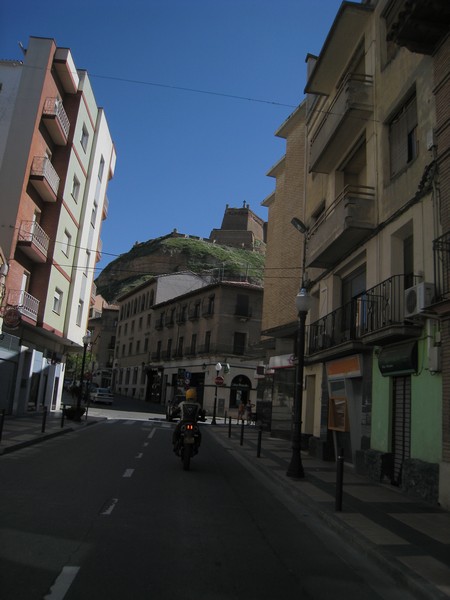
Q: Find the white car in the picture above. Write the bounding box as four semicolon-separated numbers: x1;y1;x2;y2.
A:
90;387;113;405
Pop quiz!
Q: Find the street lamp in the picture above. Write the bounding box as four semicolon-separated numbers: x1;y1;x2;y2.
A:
77;330;92;416
212;362;222;425
287;217;312;479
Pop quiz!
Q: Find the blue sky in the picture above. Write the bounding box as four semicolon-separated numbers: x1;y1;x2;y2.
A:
1;0;343;274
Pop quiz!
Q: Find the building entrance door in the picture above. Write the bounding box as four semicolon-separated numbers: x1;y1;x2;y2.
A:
392;376;411;485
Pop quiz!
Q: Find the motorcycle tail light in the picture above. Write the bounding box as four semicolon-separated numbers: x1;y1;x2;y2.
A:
186;423;194;431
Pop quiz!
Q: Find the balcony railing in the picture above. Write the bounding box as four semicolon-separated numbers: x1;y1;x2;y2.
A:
42;97;70;144
433;232;450;302
309;72;373;173
30;156;60;201
306;184;376;269
307;274;423;354
17;220;50;260
7;289;39;321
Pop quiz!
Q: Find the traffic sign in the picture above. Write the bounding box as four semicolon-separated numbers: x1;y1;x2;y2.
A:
215;376;225;386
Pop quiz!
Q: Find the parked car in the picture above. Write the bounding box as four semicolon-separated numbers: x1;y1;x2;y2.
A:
90;387;113;405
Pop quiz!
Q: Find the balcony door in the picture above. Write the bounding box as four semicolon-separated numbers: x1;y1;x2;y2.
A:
342;266;366;338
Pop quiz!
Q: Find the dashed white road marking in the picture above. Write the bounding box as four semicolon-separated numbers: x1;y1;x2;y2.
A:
143;442;149;447
123;468;134;478
44;566;80;599
147;429;156;439
100;498;119;516
135;452;143;459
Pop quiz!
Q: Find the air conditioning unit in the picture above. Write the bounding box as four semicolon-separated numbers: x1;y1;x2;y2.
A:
404;282;434;318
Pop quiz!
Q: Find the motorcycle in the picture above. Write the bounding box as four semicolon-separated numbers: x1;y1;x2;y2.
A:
178;420;201;470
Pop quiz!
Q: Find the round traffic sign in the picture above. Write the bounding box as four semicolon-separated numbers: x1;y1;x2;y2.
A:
215;375;225;386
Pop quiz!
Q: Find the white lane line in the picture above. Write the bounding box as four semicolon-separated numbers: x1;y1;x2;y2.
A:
100;498;119;516
123;468;134;478
135;453;143;459
44;566;80;599
147;429;156;439
143;442;149;447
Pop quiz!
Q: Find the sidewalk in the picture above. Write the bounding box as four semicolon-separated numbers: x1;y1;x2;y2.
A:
210;422;450;600
0;408;100;455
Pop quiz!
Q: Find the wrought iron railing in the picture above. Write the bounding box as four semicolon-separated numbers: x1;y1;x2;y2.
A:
433;232;450;301
30;156;60;196
7;289;39;321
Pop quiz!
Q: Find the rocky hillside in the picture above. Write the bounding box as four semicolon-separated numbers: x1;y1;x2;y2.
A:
95;233;265;302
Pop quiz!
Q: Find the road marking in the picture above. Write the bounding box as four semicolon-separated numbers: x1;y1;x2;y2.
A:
147;429;156;439
143;442;149;447
44;566;80;599
123;468;134;478
100;498;119;516
135;453;143;459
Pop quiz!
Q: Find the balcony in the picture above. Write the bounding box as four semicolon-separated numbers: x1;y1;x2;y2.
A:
384;0;450;55
17;221;49;262
202;307;214;318
53;48;79;94
7;289;39;322
42;97;70;145
29;156;60;202
358;275;424;345
309;73;373;174
151;351;161;361
432;232;450;315
102;195;109;220
306;185;376;269
235;306;252;321
307;275;425;357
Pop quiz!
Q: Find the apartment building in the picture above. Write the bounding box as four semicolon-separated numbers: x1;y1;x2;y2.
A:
0;37;116;414
261;0;448;506
114;273;263;416
87;295;119;388
383;0;450;510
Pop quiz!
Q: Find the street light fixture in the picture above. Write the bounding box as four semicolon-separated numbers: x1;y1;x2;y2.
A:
287;217;312;479
212;362;222;425
77;330;92;417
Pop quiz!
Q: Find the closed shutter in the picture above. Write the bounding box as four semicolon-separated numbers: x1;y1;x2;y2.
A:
392;376;411;485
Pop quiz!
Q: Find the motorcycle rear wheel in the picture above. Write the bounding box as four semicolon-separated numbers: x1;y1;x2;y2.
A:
182;445;191;471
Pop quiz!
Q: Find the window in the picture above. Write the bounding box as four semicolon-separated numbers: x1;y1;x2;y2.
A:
177;336;184;356
52;288;63;314
233;332;246;355
136;340;140;354
98;156;105;181
122;344;126;357
72;175;80;202
191;333;197;354
389;94;418;177
204;331;211;353
144;337;149;352
84;251;90;276
91;201;98;227
76;300;84;326
61;230;71;257
80;124;89;151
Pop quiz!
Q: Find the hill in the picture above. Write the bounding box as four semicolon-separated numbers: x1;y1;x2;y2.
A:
95;233;265;302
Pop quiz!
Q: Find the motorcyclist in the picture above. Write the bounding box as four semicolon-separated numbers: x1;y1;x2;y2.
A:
172;392;205;454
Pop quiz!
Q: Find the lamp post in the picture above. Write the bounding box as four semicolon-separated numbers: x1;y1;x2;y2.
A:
212;362;222;425
287;217;312;479
77;330;92;415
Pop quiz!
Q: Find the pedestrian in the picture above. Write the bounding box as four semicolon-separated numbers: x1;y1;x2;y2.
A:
237;400;245;424
245;400;253;425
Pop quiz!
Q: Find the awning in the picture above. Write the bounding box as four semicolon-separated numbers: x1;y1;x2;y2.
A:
378;341;418;377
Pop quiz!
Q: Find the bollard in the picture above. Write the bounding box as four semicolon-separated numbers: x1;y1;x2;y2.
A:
335;447;344;512
0;408;5;443
224;410;227;425
41;406;48;433
257;426;262;458
228;415;232;438
60;405;65;428
240;420;244;446
85;403;89;421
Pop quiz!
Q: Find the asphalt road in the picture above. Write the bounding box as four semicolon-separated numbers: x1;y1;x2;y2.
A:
0;412;416;600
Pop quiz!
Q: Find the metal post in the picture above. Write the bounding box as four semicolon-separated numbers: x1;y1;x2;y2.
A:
61;405;65;428
228;415;232;438
240;420;244;446
224;410;227;425
286;309;307;478
212;385;217;425
41;406;48;433
78;342;88;415
257;426;262;458
0;409;5;443
336;447;344;511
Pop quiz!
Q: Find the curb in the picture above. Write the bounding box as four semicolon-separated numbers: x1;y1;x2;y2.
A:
0;419;103;456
